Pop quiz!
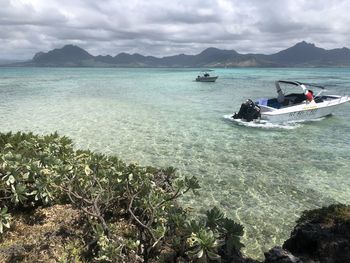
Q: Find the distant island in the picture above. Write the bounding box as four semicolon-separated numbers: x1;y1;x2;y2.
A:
6;41;350;67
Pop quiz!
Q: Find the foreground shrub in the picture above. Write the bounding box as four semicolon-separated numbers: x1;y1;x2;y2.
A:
0;132;73;209
0;132;244;262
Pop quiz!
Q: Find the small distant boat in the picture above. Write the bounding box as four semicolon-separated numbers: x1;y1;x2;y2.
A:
231;80;350;123
195;72;218;82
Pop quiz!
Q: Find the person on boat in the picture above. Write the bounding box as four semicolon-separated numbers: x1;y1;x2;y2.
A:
301;84;314;102
306;89;314;102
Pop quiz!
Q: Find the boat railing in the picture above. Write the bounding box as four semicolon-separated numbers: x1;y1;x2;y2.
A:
314;89;325;99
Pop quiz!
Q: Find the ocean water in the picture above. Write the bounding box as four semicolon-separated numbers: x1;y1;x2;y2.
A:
1;67;350;259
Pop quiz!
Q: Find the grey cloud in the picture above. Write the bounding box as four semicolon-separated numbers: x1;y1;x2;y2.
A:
0;0;349;60
151;10;221;24
0;1;67;27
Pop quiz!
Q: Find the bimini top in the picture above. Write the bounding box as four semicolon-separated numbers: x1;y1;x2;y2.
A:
277;80;325;89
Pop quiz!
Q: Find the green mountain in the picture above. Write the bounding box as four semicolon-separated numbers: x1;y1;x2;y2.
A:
12;41;350;67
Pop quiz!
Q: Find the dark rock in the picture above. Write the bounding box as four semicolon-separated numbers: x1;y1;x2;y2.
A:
264;246;302;263
283;204;350;263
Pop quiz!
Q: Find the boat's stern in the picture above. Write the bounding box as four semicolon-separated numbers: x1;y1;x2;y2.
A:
232;99;261;121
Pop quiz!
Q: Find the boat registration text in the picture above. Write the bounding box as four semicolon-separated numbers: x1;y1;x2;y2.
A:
289;109;318;118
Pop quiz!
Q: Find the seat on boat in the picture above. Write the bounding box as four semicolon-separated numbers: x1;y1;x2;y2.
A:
257;98;268;106
285;93;306;104
314;97;323;103
266;98;281;109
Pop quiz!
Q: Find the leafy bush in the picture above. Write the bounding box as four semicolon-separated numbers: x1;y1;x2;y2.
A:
0;132;73;210
0;132;244;262
187;229;222;262
184;207;244;262
0;207;11;234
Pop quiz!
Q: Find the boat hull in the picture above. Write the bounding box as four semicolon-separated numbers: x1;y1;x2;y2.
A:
195;76;218;82
260;96;350;123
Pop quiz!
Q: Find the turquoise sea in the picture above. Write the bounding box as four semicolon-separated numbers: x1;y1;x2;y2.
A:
1;67;350;259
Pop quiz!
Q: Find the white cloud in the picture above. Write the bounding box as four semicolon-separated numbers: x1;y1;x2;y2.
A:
0;0;349;59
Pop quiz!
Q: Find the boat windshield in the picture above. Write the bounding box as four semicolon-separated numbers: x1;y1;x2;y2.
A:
276;80;325;97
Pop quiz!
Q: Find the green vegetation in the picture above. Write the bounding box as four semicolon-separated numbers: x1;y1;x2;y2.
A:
297;203;350;225
0;132;244;262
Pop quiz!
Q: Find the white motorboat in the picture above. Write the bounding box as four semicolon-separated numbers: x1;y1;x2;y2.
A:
232;80;350;123
195;72;218;82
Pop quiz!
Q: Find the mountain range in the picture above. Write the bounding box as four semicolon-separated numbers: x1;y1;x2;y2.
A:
10;41;350;67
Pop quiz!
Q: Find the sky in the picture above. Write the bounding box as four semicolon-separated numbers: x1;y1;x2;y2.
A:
1;0;350;60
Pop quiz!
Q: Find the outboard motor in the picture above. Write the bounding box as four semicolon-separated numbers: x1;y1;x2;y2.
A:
233;99;261;121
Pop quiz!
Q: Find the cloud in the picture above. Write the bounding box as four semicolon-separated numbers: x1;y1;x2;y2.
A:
0;0;349;59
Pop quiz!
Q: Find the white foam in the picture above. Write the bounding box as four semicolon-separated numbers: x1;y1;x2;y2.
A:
223;114;301;130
